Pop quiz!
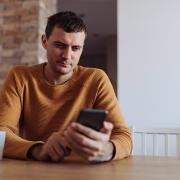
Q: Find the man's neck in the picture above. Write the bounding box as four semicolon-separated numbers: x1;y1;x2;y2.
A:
44;64;73;85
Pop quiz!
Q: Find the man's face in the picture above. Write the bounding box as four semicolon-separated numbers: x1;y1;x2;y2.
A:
42;26;86;75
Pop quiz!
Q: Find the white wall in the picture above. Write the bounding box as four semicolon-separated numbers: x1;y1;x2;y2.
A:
118;0;180;127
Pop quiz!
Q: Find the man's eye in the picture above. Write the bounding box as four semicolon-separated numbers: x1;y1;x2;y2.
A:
54;43;65;49
72;46;81;51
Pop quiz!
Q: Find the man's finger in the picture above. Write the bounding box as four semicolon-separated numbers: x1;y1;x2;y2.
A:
100;121;113;134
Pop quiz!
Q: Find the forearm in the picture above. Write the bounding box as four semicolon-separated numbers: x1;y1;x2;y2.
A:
110;128;133;160
1;128;43;160
27;143;45;161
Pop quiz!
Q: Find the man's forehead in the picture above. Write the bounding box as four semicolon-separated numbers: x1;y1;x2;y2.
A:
49;27;85;45
51;26;85;37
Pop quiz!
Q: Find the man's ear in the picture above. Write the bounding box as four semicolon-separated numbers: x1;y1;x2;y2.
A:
41;35;47;49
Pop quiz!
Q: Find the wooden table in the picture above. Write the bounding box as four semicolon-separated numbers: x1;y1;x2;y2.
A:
0;156;180;180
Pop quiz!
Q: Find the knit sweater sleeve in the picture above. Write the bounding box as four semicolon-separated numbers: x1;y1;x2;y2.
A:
0;67;43;159
93;70;132;160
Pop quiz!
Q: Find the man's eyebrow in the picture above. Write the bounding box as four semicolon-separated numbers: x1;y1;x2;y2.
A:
53;41;66;45
53;41;83;48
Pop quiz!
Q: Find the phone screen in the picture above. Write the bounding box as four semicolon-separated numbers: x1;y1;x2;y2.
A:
76;109;108;131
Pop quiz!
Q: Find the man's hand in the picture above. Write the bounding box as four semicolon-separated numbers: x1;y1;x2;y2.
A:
64;121;114;162
28;132;71;162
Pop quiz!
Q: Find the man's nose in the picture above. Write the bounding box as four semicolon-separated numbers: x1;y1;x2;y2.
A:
62;48;71;59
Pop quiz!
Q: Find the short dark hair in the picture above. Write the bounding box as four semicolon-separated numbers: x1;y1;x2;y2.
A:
45;11;87;39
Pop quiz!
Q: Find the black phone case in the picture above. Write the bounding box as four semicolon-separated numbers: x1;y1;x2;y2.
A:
76;109;108;131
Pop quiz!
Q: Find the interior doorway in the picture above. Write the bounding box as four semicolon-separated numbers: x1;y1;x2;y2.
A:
58;0;117;93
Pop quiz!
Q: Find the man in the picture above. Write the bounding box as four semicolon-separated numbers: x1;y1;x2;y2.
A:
0;11;132;163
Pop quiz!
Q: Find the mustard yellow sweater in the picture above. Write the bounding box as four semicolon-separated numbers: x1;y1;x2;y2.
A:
0;63;132;160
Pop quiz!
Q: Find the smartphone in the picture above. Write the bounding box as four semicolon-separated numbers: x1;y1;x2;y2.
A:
76;109;108;131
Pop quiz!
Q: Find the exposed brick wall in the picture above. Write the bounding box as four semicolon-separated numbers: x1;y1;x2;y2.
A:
38;0;58;63
0;0;57;85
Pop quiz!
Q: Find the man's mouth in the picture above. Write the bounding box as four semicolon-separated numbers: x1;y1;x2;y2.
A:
56;61;70;67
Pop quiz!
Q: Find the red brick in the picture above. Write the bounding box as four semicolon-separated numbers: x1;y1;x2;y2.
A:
0;0;58;85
